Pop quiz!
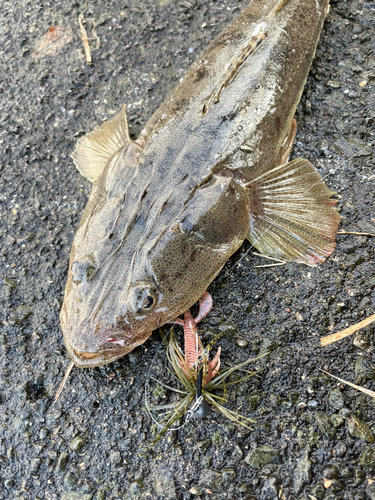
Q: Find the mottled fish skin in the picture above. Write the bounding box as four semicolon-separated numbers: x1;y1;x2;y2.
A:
61;0;336;368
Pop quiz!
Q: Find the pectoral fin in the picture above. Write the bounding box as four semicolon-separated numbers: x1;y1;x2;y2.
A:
246;158;340;267
72;106;132;182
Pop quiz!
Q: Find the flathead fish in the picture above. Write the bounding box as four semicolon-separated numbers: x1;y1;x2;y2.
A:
60;0;340;369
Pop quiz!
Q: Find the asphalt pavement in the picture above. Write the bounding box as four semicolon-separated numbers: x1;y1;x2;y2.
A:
0;0;374;498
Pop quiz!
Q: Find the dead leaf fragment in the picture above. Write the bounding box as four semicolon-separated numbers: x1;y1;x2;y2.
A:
32;26;74;58
323;478;332;489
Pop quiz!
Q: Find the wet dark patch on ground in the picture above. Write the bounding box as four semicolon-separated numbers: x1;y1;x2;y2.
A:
0;0;374;499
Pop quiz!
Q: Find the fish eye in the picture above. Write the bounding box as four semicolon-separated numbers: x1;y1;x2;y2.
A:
71;254;96;285
130;283;158;313
142;295;155;310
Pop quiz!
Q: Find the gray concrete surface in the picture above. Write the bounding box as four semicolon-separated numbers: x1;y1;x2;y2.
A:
0;0;374;499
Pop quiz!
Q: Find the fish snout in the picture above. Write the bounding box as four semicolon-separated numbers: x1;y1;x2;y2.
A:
62;315;151;367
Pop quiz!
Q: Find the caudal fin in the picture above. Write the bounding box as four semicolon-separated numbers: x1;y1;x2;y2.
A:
246;158;340;267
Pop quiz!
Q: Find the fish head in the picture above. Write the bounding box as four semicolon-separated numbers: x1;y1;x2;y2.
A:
61;156;250;368
60;258;165;368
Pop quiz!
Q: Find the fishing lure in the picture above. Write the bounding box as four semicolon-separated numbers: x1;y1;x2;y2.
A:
145;293;263;444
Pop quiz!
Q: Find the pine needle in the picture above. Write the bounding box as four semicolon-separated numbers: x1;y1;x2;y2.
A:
54;360;74;405
252;252;286;268
321;369;375;399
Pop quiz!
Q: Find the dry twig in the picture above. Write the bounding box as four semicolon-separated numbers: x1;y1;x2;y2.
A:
337;231;375;237
320;314;375;347
78;13;100;63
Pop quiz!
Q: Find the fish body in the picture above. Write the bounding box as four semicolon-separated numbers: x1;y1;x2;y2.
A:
61;0;339;368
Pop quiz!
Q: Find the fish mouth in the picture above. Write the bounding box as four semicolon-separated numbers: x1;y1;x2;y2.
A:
60;308;153;367
64;335;149;368
64;338;136;368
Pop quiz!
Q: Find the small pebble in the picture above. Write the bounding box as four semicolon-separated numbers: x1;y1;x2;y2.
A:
189;485;203;495
367;483;375;500
330;414;344;428
153;469;176;499
245;446;279;469
327;388;344;410
56;452;69;472
129;480;144;495
31;457;42;472
333;442;347;457
39;428;48;440
109;451;121;464
354;467;365;485
360;447;375;468
69;436;86;452
322;464;338;479
293;448;311;494
327;80;341;89
218;320;238;336
261;475;281;499
4;479;14;489
234;335;248;348
310;483;325;500
347;415;374;443
63;471;77;489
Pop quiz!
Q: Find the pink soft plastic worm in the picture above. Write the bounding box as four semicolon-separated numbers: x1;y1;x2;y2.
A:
171;292;221;384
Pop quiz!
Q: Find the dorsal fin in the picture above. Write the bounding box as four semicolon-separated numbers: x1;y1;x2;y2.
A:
201;0;293;115
72;106;130;182
202;22;267;115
